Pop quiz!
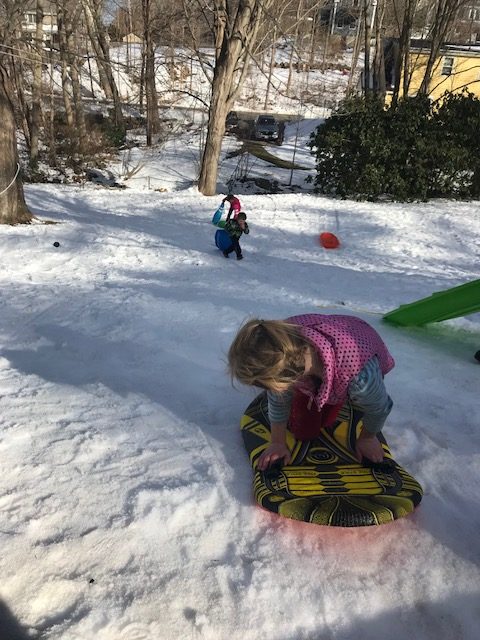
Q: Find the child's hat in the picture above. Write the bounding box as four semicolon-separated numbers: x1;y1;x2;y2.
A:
237;211;247;220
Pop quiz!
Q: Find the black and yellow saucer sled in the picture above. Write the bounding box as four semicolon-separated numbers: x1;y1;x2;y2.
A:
241;393;423;527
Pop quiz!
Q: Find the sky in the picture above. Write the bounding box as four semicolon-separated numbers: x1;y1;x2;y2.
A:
1;112;480;639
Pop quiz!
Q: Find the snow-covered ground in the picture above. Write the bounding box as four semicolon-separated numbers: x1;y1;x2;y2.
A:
107;43;352;112
61;42;352;120
1;121;479;639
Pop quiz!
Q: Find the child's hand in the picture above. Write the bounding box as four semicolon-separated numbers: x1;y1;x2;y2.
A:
355;431;384;463
257;443;291;470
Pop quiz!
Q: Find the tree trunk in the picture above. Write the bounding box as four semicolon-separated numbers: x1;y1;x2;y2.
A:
308;7;318;71
30;0;45;164
372;0;386;96
57;2;75;128
83;0;124;127
347;13;363;94
47;52;57;166
82;1;113;99
263;24;277;110
363;0;372;93
197;61;231;195
142;0;160;145
139;48;146;112
286;0;303;97
0;65;32;224
391;0;417;107
10;57;31;149
418;0;462;95
197;0;271;195
67;30;87;150
60;57;75;128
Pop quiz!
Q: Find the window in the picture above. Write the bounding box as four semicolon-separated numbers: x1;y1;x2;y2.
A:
26;12;36;24
441;56;454;75
468;8;480;20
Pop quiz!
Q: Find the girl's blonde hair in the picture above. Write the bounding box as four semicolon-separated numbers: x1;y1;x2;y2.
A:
227;319;310;391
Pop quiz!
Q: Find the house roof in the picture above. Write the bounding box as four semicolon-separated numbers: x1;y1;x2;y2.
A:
24;0;57;13
410;39;480;56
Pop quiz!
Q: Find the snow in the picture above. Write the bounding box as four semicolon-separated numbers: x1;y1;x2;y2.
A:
1;122;480;640
62;43;353;118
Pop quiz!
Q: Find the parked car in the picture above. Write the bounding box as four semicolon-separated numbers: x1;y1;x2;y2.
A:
252;115;280;142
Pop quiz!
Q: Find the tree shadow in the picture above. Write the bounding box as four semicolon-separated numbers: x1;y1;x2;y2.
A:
0;599;38;640
6;185;480;568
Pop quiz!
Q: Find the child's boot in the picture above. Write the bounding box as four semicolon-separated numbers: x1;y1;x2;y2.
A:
237;254;243;260
222;250;229;258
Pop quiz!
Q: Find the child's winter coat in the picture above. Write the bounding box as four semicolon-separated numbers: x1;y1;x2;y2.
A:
287;313;394;410
225;219;249;240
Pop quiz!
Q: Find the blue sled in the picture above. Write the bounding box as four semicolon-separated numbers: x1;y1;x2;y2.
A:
212;204;224;225
215;229;233;252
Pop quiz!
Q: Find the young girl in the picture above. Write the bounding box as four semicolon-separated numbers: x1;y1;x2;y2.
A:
222;194;242;221
228;314;395;470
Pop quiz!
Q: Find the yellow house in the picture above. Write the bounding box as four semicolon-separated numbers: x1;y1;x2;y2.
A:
385;39;480;102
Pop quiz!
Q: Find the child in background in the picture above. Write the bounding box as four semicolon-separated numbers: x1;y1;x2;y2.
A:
228;314;395;469
224;212;249;260
223;194;242;221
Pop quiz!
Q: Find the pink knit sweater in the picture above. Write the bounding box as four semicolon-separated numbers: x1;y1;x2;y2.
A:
287;314;395;409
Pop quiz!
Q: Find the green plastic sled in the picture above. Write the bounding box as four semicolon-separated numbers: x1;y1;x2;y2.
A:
383;279;480;326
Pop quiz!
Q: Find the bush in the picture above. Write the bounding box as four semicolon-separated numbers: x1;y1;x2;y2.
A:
433;91;480;198
308;91;480;201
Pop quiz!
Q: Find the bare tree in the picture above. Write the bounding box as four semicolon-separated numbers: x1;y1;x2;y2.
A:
363;0;372;92
388;0;471;102
82;0;124;126
184;0;274;195
0;1;33;223
372;0;387;95
390;0;419;105
0;64;32;223
263;22;277;109
30;0;45;163
286;0;304;96
56;1;76;129
418;0;470;93
141;0;160;145
56;1;87;149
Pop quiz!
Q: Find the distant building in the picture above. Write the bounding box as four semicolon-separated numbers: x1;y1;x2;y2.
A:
21;0;58;47
320;0;361;36
122;33;143;45
454;3;480;43
384;38;480;102
416;1;480;44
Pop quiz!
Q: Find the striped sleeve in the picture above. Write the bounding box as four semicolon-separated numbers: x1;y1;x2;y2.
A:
267;389;293;424
348;357;393;434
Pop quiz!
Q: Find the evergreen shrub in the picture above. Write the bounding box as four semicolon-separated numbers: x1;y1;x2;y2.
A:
308;91;480;201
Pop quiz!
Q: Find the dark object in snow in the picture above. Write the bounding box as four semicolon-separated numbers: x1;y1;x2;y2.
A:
53;242;60;247
89;578;95;584
474;350;480;362
86;168;126;189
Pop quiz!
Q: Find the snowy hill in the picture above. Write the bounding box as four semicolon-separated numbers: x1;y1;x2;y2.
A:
0;173;478;639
